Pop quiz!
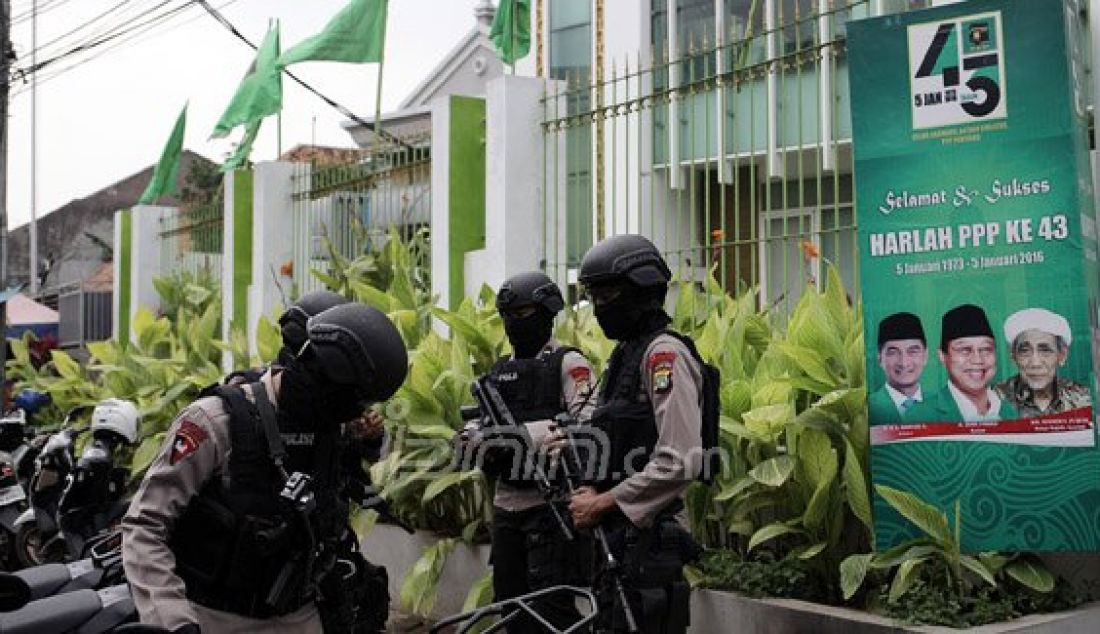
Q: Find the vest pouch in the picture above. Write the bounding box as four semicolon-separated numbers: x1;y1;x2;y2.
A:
591;401;655;491
525;504;591;588
221;514;290;590
173;493;238;587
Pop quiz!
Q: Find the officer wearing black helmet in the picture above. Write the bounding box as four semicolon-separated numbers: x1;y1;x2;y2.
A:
456;271;596;632
567;234;703;634
122;302;408;634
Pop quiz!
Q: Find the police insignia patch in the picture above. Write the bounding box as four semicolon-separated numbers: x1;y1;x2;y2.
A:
170;420;208;465
649;351;676;394
568;366;592;390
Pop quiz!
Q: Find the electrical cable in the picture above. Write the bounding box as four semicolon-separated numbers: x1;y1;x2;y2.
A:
10;0;233;96
32;0;139;56
8;0;188;85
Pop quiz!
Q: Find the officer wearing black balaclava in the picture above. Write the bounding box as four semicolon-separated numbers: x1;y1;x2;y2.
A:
123;303;408;634
456;271;596;633
568;234;703;634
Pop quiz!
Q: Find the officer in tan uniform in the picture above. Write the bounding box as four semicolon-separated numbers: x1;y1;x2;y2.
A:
122;303;408;634
568;234;704;634
456;271;596;632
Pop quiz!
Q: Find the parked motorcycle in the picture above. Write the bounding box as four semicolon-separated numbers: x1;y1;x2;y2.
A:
15;401;137;568
0;393;55;570
0;526;154;634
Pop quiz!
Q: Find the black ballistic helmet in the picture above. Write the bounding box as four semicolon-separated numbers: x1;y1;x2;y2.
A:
306;303;409;403
496;271;565;314
279;290;349;354
578;234;671;288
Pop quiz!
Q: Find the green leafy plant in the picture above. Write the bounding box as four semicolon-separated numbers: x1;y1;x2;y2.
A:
7;272;227;480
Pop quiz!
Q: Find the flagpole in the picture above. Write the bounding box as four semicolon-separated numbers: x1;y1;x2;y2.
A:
276;19;282;158
372;3;389;158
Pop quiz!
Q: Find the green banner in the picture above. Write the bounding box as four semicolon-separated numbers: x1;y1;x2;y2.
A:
849;0;1100;551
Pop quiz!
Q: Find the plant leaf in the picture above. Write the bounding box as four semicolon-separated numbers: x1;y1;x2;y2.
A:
748;522;803;551
842;440;873;531
1005;557;1055;593
794;541;828;560
749;455;795;487
875;485;952;545
888;557;927;603
960;555;997;587
840;553;874;600
462;571;495;613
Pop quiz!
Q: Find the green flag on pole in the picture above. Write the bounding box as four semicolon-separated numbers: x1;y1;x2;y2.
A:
211;23;282;139
278;0;388;66
489;0;530;65
222;118;262;173
139;104;187;205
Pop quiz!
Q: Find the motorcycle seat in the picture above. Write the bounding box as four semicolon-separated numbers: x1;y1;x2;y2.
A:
0;584;133;634
16;560;101;600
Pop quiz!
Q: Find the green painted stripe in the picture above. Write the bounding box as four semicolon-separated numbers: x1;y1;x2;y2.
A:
118;209;132;347
448;96;486;309
232;170;253;334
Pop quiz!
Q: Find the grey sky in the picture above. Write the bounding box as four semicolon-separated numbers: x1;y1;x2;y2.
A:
5;0;485;228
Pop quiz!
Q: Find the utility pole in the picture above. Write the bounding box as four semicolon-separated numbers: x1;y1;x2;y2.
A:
28;0;35;295
0;0;10;395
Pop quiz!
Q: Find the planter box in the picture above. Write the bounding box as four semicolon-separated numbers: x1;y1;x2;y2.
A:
689;590;1100;633
361;525;1100;632
361;523;491;620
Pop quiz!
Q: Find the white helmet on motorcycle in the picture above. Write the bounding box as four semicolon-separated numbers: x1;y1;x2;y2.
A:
90;399;140;444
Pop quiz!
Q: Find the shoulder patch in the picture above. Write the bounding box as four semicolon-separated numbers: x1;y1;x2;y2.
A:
648;350;676;394
170;420;209;466
568;366;592;386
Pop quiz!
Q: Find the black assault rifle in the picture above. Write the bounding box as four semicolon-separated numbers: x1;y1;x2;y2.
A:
467;377;575;542
552;406;639;634
466;373;638;633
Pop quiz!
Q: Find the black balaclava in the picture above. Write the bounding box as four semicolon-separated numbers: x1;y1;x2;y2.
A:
503;307;554;358
278;355;365;429
594;284;670;341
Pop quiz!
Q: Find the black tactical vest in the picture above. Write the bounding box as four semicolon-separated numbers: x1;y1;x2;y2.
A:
586;329;710;493
171;380;341;618
483;346;575;487
487;347;572;423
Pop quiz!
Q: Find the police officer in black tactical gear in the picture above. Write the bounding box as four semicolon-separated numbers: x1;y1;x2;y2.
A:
122;302;408;634
567;234;705;634
456;271;597;632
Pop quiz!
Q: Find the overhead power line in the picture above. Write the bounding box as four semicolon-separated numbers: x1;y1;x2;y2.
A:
10;0;242;96
6;0;191;88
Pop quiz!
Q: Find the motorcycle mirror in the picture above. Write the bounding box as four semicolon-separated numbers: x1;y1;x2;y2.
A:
0;573;31;612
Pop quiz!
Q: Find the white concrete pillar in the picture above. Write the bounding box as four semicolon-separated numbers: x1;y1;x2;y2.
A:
221;174;240;372
111;210;124;341
129;205;169;343
249;161;298;354
430;95;453;314
472;75;549;294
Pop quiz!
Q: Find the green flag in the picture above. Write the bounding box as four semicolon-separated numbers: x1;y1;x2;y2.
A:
139;104;187;205
489;0;530;65
211;23;282;139
278;0;388;67
222;118;262;173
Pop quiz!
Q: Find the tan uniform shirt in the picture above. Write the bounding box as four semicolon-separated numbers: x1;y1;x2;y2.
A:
493;340;597;512
121;371;322;633
608;333;703;529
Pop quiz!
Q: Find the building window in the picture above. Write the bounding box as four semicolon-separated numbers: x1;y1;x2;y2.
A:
678;0;716;81
778;0;816;54
726;0;767;68
549;0;593;265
